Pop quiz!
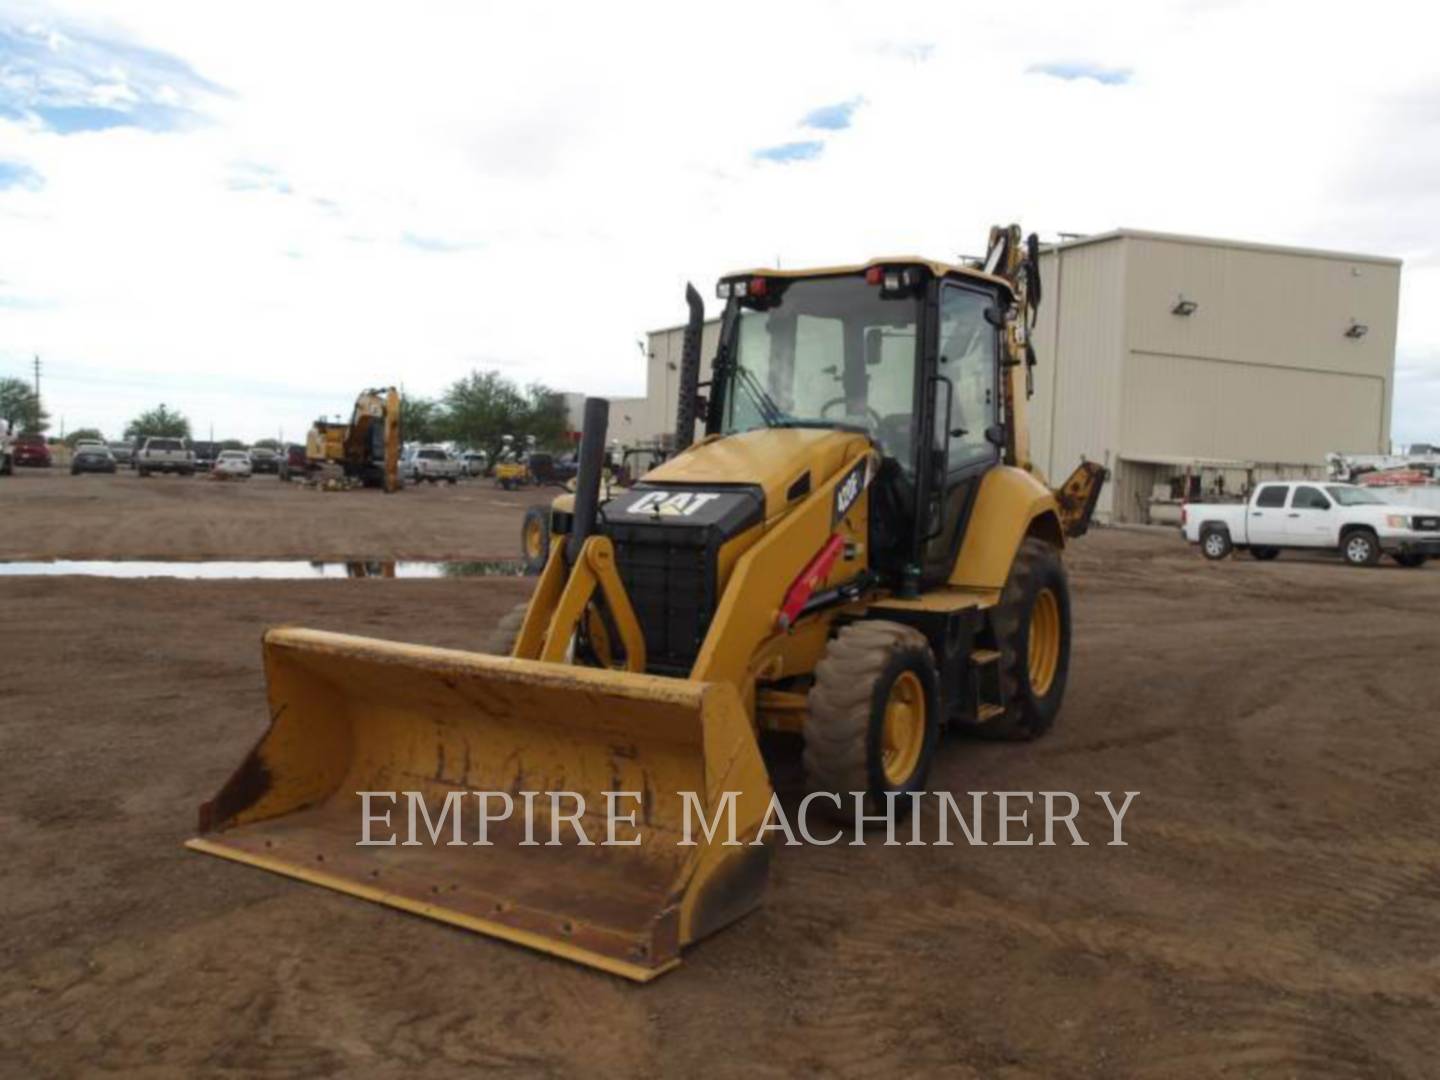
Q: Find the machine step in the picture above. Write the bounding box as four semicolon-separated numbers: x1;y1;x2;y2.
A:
971;649;1002;666
976;703;1006;723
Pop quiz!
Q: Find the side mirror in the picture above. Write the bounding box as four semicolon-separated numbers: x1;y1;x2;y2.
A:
984;424;1006;448
984;305;1007;329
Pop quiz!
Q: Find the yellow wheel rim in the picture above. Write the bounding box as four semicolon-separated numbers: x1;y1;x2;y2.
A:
1028;588;1061;697
881;670;926;787
523;519;543;559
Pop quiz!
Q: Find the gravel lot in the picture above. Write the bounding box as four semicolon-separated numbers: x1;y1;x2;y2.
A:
2;472;1437;1077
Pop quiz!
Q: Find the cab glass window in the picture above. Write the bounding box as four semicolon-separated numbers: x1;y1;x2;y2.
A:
936;286;998;471
1255;485;1288;508
1292;485;1331;510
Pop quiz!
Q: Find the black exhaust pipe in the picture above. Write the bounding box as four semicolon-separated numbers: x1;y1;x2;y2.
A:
567;397;610;564
674;282;704;452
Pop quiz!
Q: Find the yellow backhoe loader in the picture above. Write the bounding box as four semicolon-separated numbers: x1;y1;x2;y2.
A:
189;227;1106;981
301;386;402;492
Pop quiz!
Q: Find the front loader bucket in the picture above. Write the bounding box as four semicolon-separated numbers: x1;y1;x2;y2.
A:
188;628;774;981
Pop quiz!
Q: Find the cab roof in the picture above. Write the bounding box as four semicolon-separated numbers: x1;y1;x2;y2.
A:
721;256;1012;294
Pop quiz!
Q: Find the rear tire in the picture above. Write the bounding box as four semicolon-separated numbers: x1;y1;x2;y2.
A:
1341;528;1380;567
1200;527;1232;560
979;537;1071;741
1250;546;1280;561
805;620;940;819
483;601;531;655
521;506;550;574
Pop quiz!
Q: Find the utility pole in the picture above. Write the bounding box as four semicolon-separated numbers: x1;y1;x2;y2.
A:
32;355;40;399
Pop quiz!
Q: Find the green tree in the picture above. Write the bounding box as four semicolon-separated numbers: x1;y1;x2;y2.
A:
63;428;105;448
439;370;528;455
523;382;570;449
124;403;191;439
219;438;246;450
253;438;283;450
399;394;443;444
0;376;49;433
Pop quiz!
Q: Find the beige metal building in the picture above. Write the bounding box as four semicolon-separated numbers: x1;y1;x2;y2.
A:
626;229;1400;523
1031;229;1400;522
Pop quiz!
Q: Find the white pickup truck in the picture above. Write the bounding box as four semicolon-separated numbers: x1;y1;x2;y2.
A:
137;436;196;477
1182;481;1440;567
406;445;462;484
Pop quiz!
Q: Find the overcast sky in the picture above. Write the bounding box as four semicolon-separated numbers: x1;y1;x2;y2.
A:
1;1;1437;446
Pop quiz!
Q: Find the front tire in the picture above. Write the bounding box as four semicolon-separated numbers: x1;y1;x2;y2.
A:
1201;527;1233;560
805;620;940;818
1342;529;1381;567
1250;546;1280;561
1393;552;1427;569
521;505;550;574
483;601;531;655
980;537;1072;741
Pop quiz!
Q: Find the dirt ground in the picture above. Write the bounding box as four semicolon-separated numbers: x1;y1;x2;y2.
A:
2;478;1438;1077
0;468;545;561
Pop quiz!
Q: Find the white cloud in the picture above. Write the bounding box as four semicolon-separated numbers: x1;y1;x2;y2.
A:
0;0;1436;446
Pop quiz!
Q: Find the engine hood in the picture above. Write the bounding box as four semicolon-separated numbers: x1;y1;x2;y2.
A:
640;427;871;518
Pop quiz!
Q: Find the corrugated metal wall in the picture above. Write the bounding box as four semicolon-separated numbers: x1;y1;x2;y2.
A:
1121;236;1398;464
1031;240;1128;519
639;320;720;445
1034;231;1399;522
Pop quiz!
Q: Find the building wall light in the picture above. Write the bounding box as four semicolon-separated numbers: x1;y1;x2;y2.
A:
1171;296;1199;316
1345;321;1369;339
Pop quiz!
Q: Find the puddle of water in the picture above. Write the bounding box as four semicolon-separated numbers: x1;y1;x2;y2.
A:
0;559;529;580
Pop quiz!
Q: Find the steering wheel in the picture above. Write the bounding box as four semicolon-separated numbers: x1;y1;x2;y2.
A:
820;397;882;428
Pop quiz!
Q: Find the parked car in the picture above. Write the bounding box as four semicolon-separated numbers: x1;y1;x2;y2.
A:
1182;481;1440;567
407;445;462;484
190;441;220;471
108;442;135;468
137;437;196;477
215;449;253;479
460;450;489;477
13;433;52;468
277;443;307;480
71;444;117;475
248;446;280;474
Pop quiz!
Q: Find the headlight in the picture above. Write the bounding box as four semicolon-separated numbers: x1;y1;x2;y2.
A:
1385;514;1410;528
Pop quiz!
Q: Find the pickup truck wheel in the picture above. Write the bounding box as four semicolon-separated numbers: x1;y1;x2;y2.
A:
1392;552;1427;569
446;476;457;485
1201;528;1233;560
138;468;150;478
1249;546;1280;561
1341;529;1380;567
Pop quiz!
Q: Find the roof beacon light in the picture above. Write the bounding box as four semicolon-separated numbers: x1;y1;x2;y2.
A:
865;266;884;286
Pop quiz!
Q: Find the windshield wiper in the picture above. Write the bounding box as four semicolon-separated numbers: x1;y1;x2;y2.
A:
735;364;787;427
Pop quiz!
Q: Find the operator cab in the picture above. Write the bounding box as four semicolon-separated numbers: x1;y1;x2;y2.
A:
710;259;1011;589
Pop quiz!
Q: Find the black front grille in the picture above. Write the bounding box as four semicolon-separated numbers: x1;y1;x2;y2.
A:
610;523;715;674
1414;515;1440;532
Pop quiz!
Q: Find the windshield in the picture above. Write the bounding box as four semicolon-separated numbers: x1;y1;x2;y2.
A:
1326;485;1385;506
724;275;918;458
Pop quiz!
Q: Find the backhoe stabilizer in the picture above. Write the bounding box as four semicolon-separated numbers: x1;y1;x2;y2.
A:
188;627;774;981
